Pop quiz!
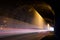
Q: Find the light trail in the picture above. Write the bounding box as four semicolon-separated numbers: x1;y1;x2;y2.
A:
0;27;54;38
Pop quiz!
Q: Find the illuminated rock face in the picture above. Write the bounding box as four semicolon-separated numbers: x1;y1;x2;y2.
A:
29;8;45;29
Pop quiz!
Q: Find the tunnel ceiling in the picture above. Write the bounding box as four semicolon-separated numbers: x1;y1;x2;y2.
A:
0;0;55;26
16;0;55;25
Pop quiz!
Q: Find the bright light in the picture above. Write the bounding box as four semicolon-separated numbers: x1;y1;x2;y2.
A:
47;24;54;31
47;24;50;30
48;27;54;31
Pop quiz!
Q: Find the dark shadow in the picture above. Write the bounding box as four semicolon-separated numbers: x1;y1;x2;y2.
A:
41;35;56;40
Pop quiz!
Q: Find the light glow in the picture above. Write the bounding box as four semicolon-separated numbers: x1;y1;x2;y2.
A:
48;27;54;31
47;24;50;30
31;8;45;29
